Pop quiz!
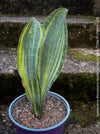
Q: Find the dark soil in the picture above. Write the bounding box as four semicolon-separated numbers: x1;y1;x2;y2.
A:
12;96;67;129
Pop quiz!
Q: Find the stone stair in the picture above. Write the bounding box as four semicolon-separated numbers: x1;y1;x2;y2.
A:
0;16;96;48
0;15;98;73
0;14;99;93
0;15;99;99
0;0;96;16
0;47;99;74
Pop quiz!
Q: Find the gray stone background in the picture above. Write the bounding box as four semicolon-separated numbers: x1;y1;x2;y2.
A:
0;0;100;16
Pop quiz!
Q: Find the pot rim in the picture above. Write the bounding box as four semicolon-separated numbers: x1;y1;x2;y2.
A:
9;91;70;132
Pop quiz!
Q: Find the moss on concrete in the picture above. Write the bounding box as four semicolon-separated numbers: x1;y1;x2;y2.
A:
0;22;96;48
67;49;100;62
67;101;100;127
0;22;25;47
0;72;99;103
0;73;24;97
68;23;96;48
51;73;99;102
68;15;96;19
0;0;94;16
52;72;100;126
94;0;100;16
53;72;100;126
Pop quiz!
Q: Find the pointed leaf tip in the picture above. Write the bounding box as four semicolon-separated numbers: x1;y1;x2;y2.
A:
38;8;68;100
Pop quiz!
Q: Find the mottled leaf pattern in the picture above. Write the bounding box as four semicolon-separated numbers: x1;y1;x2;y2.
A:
18;8;68;117
38;8;68;102
18;18;45;116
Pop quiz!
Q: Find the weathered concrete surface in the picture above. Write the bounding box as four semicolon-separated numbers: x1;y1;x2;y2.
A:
0;72;99;102
0;48;99;74
0;0;95;16
0;17;96;48
94;0;100;16
0;16;95;23
0;48;99;100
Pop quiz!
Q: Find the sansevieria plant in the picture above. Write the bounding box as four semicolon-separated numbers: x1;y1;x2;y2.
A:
18;8;68;118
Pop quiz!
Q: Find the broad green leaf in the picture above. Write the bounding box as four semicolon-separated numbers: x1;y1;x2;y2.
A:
17;18;45;117
38;8;68;101
17;8;68;118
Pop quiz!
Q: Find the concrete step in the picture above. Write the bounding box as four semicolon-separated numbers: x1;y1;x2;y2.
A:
0;16;95;23
0;47;99;99
0;16;96;48
0;69;99;103
0;0;97;16
0;48;99;74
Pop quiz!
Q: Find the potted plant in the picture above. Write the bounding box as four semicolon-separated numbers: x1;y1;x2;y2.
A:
9;8;70;134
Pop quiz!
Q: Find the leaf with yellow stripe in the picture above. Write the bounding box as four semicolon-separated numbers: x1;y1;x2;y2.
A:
38;8;68;103
17;18;45;117
17;8;68;118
